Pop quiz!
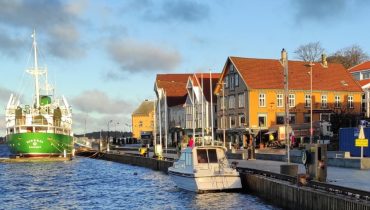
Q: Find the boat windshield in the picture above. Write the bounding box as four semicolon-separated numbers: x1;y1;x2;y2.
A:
197;148;218;164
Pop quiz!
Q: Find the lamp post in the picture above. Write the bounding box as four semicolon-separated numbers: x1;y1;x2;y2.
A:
305;62;315;144
107;120;113;151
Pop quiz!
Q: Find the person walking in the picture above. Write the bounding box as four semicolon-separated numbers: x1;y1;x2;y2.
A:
188;137;194;148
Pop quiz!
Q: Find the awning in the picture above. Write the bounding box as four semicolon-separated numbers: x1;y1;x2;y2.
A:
265;130;277;135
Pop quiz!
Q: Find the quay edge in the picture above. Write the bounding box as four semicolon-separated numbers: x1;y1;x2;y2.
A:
88;152;370;210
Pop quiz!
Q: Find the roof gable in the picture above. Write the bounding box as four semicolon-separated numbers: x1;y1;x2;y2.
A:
348;61;370;73
155;74;192;107
217;56;362;93
132;100;154;116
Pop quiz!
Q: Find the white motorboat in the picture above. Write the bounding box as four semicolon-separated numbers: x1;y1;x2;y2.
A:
168;146;242;192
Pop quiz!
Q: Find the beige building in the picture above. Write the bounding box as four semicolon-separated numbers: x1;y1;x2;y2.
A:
132;100;155;139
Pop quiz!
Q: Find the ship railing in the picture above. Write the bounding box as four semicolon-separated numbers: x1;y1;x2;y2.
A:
12;124;72;136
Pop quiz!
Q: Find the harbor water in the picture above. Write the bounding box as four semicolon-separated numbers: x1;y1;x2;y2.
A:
0;145;279;210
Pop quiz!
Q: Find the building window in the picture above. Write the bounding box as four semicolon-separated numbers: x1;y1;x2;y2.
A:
221;116;227;129
321;95;327;108
139;121;143;127
277;94;283;107
230;116;236;128
335;95;341;108
276;114;284;125
225;76;229;88
235;74;239;87
289;113;296;124
239;114;245;126
348;95;354;108
230;64;234;72
304;114;311;123
352;72;360;80
320;113;331;121
305;94;311;107
186;106;192;114
289;94;295;107
258;114;267;127
238;93;244;108
230;74;235;90
259;93;266;107
220;96;227;110
229;95;235;109
363;71;370;79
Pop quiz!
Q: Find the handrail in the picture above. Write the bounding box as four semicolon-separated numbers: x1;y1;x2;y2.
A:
237;167;370;201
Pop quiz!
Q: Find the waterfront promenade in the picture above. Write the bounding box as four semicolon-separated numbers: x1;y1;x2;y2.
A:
111;145;370;192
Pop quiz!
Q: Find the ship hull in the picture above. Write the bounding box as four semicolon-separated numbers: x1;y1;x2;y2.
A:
6;133;73;157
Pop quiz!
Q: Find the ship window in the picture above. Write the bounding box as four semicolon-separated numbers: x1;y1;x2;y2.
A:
197;149;208;163
208;149;218;163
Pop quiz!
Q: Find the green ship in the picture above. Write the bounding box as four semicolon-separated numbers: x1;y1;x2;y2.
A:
5;31;73;158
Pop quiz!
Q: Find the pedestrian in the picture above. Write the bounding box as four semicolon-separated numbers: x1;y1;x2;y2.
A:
188;137;194;148
290;135;295;149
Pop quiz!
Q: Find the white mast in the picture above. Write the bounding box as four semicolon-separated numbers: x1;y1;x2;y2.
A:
210;70;214;146
201;73;204;146
192;82;195;141
32;30;40;108
26;30;46;108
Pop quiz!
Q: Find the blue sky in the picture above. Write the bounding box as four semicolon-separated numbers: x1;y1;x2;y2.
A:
1;0;370;136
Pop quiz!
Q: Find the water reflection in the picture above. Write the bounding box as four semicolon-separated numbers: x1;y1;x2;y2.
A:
0;145;279;210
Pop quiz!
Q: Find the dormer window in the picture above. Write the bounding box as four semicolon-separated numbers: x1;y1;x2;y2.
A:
230;64;234;72
363;71;370;79
235;74;239;87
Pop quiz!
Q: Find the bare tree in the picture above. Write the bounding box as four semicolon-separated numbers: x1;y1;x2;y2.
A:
327;45;369;69
294;42;325;62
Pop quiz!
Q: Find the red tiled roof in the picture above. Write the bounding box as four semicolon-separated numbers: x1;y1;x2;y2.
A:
348;61;370;73
225;57;362;92
192;73;221;102
357;78;370;87
155;74;192;107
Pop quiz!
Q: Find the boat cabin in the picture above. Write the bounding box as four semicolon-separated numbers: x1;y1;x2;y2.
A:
175;146;229;169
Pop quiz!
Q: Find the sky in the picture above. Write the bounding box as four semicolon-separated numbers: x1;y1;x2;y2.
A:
1;0;370;136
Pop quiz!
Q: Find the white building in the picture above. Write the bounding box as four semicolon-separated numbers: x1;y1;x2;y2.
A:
348;62;370;117
184;73;220;145
154;74;191;148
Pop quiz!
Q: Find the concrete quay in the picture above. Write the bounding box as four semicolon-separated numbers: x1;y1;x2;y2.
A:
84;147;370;210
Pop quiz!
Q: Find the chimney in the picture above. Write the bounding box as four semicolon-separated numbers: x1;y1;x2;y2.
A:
321;53;328;68
281;48;287;63
279;48;288;67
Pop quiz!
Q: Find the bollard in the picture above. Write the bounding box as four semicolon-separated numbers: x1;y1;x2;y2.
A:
63;149;66;158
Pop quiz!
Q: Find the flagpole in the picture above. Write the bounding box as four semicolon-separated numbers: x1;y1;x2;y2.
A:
210;70;214;146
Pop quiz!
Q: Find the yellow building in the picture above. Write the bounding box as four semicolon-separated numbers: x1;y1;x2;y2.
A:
132;100;155;139
214;50;363;145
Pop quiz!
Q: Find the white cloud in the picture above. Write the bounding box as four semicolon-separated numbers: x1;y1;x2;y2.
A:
106;38;181;73
70;89;134;115
0;0;87;60
0;86;12;104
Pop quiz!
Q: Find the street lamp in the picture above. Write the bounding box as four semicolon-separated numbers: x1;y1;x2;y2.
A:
115;122;119;139
305;62;315;144
107;120;113;146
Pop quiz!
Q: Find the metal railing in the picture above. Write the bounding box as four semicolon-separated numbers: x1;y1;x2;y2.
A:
237;167;370;201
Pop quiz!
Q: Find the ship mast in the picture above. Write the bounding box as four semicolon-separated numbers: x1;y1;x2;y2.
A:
27;30;45;108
